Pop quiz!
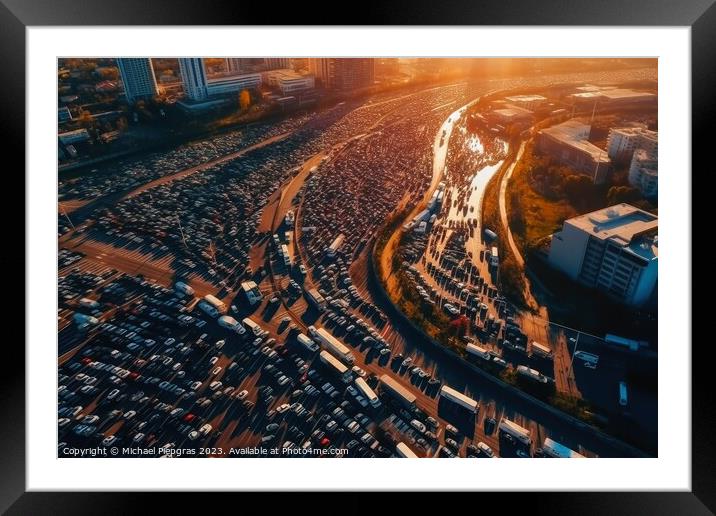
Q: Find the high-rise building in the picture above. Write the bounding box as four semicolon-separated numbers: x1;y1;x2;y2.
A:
308;58;375;91
179;58;208;101
548;204;658;307
116;58;158;103
226;58;289;74
606;126;658;162
628;149;658;199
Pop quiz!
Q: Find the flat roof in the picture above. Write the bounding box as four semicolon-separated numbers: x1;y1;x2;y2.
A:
493;106;533;118
540;120;610;162
504;94;547;102
567;203;658;259
598;88;656;100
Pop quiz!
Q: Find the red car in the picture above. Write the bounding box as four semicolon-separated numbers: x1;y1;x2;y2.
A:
183;413;196;423
81;357;92;365
128;372;140;380
320;437;330;447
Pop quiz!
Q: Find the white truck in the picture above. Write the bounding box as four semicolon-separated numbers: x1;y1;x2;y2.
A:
296;332;319;352
174;281;195;297
218;315;246;335
313;327;355;365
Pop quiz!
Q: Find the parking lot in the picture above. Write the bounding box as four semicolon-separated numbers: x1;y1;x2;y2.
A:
58;67;658;458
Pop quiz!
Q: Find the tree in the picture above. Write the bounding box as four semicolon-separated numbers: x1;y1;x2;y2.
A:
239;89;251;111
562;174;593;205
607;185;642;206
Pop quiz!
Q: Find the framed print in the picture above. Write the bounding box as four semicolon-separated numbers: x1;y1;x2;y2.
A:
4;0;710;513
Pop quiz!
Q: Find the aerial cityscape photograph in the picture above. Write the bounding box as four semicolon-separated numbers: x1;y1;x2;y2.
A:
57;57;658;459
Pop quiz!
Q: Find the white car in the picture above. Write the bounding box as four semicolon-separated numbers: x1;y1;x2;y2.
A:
212;367;222;376
209;381;222;391
209;356;219;365
351;366;367;378
276;403;291;414
410;419;427;433
102;435;118;447
235;390;249;400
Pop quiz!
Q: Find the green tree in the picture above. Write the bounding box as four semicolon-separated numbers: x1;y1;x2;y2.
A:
607;185;642;206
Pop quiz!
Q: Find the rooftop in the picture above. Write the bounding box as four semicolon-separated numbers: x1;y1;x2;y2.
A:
492;106;533;118
540;120;610;162
504;94;547;102
567;203;658;259
598;88;656;100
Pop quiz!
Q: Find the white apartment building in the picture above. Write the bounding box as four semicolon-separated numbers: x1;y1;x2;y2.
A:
606;126;658;161
504;94;547;111
264;69;315;95
206;73;262;96
548;204;658;307
628;149;658;199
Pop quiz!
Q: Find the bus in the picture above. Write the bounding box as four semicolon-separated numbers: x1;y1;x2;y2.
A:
354;377;381;408
203;294;226;313
319;350;352;384
619;381;628;406
197;300;219;318
326;234;345;258
379;374;416;408
466;343;491;361
498;418;532;446
242;317;264;337
306;288;326;312
541;438;585;458
439;385;479;414
516;365;549;384
395;442;419;458
296;332;319;352
314;327;355;365
280;244;291;267
530;341;553;360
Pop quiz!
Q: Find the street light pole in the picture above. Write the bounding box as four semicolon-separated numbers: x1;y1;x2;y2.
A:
567;331;581;380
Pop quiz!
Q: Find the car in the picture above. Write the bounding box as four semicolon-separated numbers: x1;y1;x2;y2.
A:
445;438;459;450
212;366;222;376
410;419;427;433
102;435;118;447
477;442;495;457
401;357;412;368
266;423;280;433
209;356;219;365
326;420;339;432
439;446;456;458
379;348;391;356
276;403;291;414
209;381;222;391
426;416;439;429
445;424;459;436
235;390;249;400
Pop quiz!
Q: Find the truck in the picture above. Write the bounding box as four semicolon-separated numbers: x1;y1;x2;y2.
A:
466;343;491;361
203;294;226;314
379;374;416;409
296;332;319;352
242;317;265;337
313;327;355;365
280;244;291;267
483;228;498;242
78;298;100;310
241;281;263;306
516;365;549;384
197;301;219;318
439;385;479;414
498;418;532;446
319;350;352;384
395;442;419;458
541;438;585;458
530;341;553;360
354;377;381;408
174;281;195;297
489;246;499;267
218;315;246;335
326;234;345;258
305;288;326;312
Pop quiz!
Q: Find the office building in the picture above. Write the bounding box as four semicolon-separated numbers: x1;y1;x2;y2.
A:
606;126;658;162
308;58;374;90
488;106;534;125
265;58;290;70
548;204;658;307
628;149;658;199
568;88;656;107
226;58;289;74
116;58;159;103
207;73;262;96
179;58;209;101
264;69;315;95
504;94;547;111
538;120;611;184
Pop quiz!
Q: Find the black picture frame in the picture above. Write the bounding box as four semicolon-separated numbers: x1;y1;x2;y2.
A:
3;0;707;513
